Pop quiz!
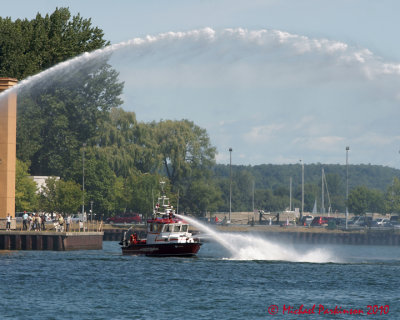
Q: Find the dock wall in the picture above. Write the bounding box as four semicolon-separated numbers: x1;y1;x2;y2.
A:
103;229;125;241
0;231;103;251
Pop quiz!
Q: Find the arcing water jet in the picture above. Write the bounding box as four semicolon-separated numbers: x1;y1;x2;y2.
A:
1;27;395;101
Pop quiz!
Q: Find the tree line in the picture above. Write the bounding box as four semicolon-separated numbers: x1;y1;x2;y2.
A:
213;164;400;215
3;8;400;218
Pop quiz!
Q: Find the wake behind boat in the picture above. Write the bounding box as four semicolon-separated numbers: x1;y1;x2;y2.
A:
119;182;202;256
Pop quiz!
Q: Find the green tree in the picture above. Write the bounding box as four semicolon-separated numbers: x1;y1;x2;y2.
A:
125;172;161;217
180;179;223;216
1;8;125;178
38;177;59;214
17;62;123;178
233;170;255;211
152;119;219;214
348;186;384;215
15;159;38;211
254;189;281;212
0;8;108;79
384;177;400;213
75;148;121;217
54;180;82;215
38;177;82;215
94;108;160;177
325;173;345;212
155;119;216;188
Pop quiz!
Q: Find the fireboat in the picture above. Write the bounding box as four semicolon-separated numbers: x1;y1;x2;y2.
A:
119;182;202;256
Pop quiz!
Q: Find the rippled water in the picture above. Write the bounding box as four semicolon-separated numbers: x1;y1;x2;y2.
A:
1;239;399;320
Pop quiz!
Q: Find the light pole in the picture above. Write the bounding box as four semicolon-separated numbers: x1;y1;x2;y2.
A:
289;176;292;212
90;200;94;223
229;147;232;223
82;143;86;222
345;146;350;229
299;160;304;221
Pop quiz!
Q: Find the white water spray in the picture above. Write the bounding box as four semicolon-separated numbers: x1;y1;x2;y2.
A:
1;27;398;100
2;27;399;169
176;214;336;263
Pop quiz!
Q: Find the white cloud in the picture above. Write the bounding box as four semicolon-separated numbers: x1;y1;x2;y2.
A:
354;133;400;146
293;136;345;151
244;123;285;144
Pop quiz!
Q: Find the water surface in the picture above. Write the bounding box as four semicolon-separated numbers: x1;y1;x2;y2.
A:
1;240;399;319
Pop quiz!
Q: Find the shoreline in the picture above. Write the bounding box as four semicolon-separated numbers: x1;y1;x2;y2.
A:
102;224;400;246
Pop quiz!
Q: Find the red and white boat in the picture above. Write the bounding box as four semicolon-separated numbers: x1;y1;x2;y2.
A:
120;182;202;256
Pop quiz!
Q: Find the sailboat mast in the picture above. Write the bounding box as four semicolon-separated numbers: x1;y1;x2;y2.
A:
289;177;292;211
321;168;325;214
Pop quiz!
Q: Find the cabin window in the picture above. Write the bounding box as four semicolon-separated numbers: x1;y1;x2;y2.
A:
173;225;181;232
163;224;173;232
148;224;153;232
181;225;188;232
153;224;162;232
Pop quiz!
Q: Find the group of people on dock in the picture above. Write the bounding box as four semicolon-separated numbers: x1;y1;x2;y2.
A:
3;212;97;232
21;212;74;232
22;212;47;231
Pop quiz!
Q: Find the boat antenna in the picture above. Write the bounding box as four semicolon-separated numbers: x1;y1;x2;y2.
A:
152;188;154;209
177;189;180;214
160;180;166;195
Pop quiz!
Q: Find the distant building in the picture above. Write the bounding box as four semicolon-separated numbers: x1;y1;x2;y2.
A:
29;176;60;194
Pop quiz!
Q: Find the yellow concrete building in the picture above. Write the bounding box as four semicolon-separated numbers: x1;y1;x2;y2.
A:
0;77;18;219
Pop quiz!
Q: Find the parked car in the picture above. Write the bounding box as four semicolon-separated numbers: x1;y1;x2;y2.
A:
106;214;142;224
390;215;399;225
375;218;390;226
348;216;372;227
310;216;336;226
334;218;346;226
381;219;393;227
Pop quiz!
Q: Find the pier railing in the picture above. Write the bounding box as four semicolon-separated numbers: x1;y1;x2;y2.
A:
0;219;104;233
0;220;104;251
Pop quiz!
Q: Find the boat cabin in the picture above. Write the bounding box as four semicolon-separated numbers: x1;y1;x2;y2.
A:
147;222;189;233
146;220;195;244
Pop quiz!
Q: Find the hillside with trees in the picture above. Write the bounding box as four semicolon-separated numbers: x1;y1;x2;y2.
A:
213;163;400;214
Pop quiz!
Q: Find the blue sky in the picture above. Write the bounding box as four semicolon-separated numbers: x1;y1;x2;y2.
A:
4;1;400;168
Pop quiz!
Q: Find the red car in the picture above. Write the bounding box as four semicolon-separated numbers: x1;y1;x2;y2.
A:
310;216;335;226
106;214;142;224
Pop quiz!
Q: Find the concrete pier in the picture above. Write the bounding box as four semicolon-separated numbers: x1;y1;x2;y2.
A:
0;231;103;251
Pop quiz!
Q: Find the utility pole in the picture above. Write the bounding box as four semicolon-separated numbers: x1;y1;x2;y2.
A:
82;143;86;219
90;201;93;223
229;148;232;223
321;168;325;214
252;180;255;213
289;177;292;211
300;160;304;221
346;146;350;229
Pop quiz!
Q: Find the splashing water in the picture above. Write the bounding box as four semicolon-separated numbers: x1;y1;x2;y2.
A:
176;214;336;263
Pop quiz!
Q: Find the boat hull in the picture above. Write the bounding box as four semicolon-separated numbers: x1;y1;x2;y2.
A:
122;242;202;257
